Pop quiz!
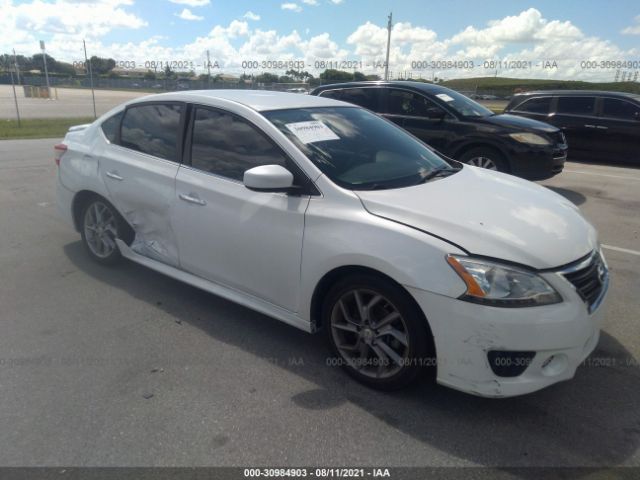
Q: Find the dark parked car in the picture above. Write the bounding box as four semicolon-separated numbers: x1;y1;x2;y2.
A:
311;81;567;180
505;90;640;164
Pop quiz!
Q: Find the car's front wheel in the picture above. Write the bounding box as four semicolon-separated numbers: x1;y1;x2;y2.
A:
80;198;127;265
459;146;508;172
322;274;434;390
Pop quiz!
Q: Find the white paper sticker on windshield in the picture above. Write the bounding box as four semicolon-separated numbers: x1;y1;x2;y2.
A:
285;121;340;144
436;93;455;102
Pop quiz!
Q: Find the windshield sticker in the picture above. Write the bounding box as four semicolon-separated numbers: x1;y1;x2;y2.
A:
285;121;340;144
435;93;455;102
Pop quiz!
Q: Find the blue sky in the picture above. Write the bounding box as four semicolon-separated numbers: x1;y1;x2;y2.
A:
3;0;640;81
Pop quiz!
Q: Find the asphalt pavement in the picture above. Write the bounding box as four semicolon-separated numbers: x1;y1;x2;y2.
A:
0;138;639;473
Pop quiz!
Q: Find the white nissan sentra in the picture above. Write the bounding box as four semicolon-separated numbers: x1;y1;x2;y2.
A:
56;90;609;397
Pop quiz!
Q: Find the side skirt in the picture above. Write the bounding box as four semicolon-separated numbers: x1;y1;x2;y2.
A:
115;239;312;333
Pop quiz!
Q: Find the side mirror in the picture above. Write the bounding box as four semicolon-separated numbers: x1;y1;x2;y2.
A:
634;111;640;121
426;107;446;120
243;164;294;192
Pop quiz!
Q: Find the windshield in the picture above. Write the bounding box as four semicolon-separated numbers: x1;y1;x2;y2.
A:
264;107;453;190
433;89;494;117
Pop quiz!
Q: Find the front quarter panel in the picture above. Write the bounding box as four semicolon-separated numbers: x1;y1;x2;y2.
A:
299;179;468;323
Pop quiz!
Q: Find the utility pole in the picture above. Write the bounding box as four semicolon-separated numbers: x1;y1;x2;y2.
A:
10;70;21;127
83;39;97;118
384;12;392;81
40;40;51;95
13;49;21;85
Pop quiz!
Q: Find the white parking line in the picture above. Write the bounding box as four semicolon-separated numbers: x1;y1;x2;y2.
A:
602;244;640;256
564;169;640;181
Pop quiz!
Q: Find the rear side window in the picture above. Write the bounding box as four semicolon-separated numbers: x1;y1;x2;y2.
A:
319;89;342;100
120;104;183;161
602;98;640;120
515;96;551;114
101;111;123;143
190;107;287;181
321;88;381;111
557;97;596;115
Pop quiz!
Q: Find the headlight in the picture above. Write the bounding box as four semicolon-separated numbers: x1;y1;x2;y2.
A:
508;132;551;145
446;255;562;307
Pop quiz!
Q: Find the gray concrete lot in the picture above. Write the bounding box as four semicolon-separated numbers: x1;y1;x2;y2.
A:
0;138;639;472
0;85;147;119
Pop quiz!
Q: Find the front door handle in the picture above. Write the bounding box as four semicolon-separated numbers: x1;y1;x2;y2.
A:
584;124;596;129
106;171;123;181
596;125;609;130
179;193;207;206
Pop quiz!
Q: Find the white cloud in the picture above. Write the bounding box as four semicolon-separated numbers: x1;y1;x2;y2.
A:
330;0;343;4
281;3;302;12
302;0;318;5
243;11;260;21
168;0;210;7
622;15;640;35
176;8;203;21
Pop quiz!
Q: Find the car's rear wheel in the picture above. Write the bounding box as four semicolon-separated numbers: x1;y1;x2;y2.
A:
80;198;127;265
322;274;434;390
460;146;508;172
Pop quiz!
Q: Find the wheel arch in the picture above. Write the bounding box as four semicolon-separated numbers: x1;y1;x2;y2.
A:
452;141;509;165
310;265;435;345
71;190;134;242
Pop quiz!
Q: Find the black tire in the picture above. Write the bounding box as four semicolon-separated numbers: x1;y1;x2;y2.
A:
79;196;131;266
322;274;435;391
459;146;509;173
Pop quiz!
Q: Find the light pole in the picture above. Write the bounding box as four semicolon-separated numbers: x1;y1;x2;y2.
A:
40;40;51;96
83;39;97;118
384;12;392;81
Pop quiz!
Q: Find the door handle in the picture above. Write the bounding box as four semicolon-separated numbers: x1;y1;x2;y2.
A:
179;193;207;206
106;171;123;181
596;125;608;130
584;124;596;128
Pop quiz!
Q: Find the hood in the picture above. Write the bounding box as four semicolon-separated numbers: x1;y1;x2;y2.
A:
356;166;597;269
481;113;559;133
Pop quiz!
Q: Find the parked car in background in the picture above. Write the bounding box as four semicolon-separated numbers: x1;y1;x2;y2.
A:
56;90;608;397
505;90;640;164
311;81;567;180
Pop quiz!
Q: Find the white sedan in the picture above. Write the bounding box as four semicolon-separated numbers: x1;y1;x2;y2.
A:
56;90;608;397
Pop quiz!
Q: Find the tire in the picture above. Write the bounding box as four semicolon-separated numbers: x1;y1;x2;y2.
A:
459;146;509;173
322;274;434;391
79;196;131;265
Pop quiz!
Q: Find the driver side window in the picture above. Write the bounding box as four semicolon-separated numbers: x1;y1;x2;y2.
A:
387;90;443;118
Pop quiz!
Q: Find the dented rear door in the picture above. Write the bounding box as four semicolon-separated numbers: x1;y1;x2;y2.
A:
99;102;185;266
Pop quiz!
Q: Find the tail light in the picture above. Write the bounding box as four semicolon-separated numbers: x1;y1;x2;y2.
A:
54;143;67;166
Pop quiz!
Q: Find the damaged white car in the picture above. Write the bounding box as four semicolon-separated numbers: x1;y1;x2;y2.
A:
56;90;608;397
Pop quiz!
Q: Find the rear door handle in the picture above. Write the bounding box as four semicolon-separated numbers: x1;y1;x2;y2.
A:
596;125;608;130
584;124;596;128
106;171;123;181
179;193;207;206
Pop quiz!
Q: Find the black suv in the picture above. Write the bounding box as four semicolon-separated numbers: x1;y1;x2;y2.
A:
505;90;640;164
310;81;568;180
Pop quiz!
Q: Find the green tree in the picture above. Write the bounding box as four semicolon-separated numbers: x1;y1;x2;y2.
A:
319;69;354;83
88;56;116;75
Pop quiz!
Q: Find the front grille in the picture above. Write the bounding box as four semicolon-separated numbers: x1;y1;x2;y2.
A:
561;251;608;312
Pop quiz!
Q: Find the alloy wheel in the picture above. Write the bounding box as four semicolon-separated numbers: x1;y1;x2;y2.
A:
466;156;498;170
330;288;410;379
83;201;118;258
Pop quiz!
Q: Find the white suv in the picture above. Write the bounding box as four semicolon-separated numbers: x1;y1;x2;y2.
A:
56;90;608;397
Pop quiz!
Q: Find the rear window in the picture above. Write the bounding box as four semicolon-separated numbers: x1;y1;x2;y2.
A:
514;96;551;114
120;103;183;161
100;111;123;143
602;98;640;120
557;96;596;115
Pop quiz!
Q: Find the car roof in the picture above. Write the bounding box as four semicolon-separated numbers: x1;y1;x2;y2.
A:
312;80;455;95
125;89;346;112
512;90;640;100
